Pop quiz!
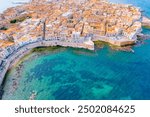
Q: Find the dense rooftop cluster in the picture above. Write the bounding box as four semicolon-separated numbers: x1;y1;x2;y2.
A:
0;0;142;57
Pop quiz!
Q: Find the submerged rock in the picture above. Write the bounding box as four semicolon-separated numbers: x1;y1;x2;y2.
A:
137;33;150;40
110;45;134;53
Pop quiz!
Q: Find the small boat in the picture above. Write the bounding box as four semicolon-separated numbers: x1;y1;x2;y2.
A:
29;91;37;100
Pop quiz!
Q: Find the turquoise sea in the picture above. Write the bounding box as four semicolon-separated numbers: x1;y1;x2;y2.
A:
2;0;150;100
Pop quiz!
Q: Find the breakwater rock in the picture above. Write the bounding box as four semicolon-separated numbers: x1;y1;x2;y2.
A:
142;16;150;27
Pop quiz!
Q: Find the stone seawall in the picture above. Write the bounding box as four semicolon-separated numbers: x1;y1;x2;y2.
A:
92;35;136;46
0;40;94;86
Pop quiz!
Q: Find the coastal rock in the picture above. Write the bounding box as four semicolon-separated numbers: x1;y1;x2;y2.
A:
137;33;150;40
0;86;4;99
142;16;150;27
93;36;136;46
110;45;134;52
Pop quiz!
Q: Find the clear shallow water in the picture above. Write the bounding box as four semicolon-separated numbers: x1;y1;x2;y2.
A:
2;0;150;100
